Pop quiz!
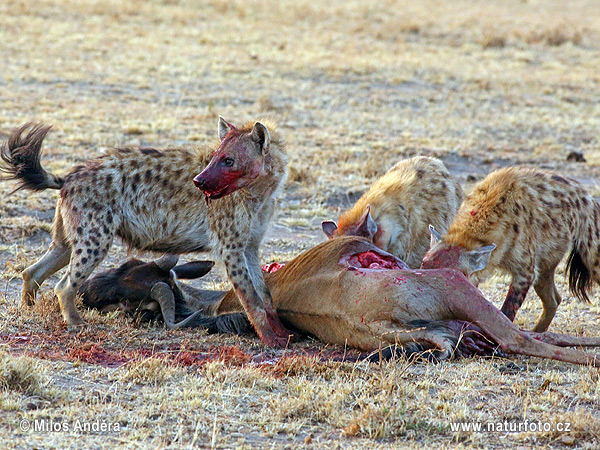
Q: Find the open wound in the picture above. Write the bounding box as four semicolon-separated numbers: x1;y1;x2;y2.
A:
344;251;405;270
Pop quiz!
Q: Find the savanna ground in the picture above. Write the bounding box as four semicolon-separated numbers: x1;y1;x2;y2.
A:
1;0;600;448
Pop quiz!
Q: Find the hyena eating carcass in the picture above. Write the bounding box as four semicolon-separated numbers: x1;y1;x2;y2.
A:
422;166;600;332
0;117;295;346
322;156;464;268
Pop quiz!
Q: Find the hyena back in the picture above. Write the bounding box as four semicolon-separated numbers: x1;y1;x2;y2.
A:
322;156;464;268
422;166;599;332
0;118;293;346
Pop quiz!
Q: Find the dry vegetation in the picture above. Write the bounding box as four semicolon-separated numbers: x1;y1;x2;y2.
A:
1;0;600;448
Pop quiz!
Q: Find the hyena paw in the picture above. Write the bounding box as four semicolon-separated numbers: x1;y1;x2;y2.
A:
258;330;294;348
64;313;86;331
19;295;35;308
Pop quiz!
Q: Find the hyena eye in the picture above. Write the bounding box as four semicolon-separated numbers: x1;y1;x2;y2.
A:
222;158;234;167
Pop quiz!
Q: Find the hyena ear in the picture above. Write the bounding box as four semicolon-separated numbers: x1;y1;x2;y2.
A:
429;224;442;247
321;221;338;239
461;244;496;273
218;116;235;140
356;205;378;240
251;121;271;155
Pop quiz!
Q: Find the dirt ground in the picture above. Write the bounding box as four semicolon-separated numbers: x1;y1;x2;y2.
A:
1;0;600;448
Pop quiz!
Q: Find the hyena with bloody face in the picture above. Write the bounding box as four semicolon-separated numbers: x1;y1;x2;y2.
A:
0;117;295;346
322;156;464;268
422;166;600;332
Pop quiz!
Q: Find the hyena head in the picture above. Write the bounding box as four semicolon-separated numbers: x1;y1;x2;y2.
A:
421;225;496;285
193;116;271;199
322;205;378;240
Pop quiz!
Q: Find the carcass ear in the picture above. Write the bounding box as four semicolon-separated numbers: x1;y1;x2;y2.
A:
429;224;442;247
218;116;235;140
461;244;496;273
172;261;214;279
251;121;270;155
321;220;338;239
356;205;378;240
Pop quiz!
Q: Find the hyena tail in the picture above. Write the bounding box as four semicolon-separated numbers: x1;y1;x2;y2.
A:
565;242;592;303
0;122;64;193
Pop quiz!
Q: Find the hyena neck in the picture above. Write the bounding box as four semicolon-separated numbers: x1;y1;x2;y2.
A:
444;230;485;252
337;197;372;234
195;145;217;170
247;145;287;199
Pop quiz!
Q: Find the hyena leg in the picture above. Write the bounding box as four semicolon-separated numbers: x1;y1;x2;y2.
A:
531;268;561;332
21;243;70;307
222;249;293;347
244;247;299;340
499;273;533;323
447;289;600;367
54;239;112;329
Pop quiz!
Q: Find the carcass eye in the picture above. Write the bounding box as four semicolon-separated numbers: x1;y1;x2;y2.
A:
223;158;234;167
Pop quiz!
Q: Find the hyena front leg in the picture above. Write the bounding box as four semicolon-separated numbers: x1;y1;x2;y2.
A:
222;248;293;347
500;275;533;324
244;246;299;340
532;268;562;332
499;251;535;324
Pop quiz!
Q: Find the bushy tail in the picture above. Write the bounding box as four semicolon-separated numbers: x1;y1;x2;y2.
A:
0;122;63;193
566;242;592;302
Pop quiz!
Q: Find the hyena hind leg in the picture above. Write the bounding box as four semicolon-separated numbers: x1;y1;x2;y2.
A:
21;243;70;307
532;268;562;333
54;239;112;329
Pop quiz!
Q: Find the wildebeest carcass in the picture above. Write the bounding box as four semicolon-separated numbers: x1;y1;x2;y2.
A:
79;255;251;334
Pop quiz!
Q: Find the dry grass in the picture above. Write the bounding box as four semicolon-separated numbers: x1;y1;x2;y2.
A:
1;0;600;448
0;352;42;394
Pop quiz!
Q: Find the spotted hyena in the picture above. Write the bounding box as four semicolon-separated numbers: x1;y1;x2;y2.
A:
0;117;294;346
322;156;464;268
422;166;600;332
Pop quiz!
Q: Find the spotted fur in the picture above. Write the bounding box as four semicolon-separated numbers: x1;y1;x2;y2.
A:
422;166;600;332
1;118;292;345
322;156;464;268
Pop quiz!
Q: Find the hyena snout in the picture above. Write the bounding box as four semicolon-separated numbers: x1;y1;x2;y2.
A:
193;170;239;199
193;175;206;189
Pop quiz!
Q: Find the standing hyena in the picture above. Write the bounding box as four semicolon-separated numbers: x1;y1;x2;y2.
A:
0;117;294;346
422;166;600;332
321;156;464;268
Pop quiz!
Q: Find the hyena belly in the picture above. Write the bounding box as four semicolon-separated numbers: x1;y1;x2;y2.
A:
115;178;211;253
117;204;211;254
